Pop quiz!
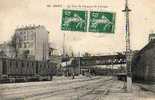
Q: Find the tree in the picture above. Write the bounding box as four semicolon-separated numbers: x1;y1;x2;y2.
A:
0;50;7;57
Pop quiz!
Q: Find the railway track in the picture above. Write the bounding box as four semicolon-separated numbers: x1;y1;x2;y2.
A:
74;79;114;100
0;76;101;90
1;76;111;100
24;77;113;100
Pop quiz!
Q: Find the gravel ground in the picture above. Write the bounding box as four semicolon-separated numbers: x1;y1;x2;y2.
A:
0;76;154;100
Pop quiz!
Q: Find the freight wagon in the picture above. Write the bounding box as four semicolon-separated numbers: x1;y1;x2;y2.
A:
0;58;57;83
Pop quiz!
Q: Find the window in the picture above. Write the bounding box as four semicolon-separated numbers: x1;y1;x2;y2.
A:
24;36;26;41
30;43;33;48
31;34;33;40
26;43;28;48
20;32;22;35
24;43;27;48
18;43;22;48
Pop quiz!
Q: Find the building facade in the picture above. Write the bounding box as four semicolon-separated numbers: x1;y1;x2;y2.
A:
15;25;49;61
149;33;155;41
132;40;155;82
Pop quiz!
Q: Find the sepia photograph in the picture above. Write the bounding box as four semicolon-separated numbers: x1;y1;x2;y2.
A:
0;0;155;100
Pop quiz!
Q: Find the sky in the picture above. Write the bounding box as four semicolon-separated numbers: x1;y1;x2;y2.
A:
0;0;155;55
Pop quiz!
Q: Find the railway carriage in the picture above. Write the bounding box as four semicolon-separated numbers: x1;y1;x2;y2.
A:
0;58;56;83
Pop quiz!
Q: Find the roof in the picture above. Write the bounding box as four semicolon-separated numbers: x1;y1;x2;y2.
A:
149;33;155;37
139;39;155;54
74;54;126;60
15;25;44;31
134;39;155;60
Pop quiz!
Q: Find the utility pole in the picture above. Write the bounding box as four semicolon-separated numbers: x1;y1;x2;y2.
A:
78;52;81;74
43;41;45;61
62;33;66;57
122;0;132;92
62;33;68;77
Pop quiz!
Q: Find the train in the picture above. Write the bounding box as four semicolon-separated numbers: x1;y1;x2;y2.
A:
0;57;57;83
62;55;126;77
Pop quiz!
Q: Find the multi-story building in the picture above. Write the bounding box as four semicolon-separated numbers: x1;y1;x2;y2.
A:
14;25;49;61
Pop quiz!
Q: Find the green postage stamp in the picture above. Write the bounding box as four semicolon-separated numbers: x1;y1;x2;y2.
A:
61;10;115;33
61;10;87;32
89;11;116;33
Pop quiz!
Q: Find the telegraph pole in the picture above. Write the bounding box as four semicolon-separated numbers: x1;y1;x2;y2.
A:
122;0;132;92
62;33;66;57
78;52;81;74
62;33;68;77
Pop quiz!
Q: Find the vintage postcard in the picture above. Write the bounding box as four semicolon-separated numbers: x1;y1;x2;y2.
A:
0;0;155;100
